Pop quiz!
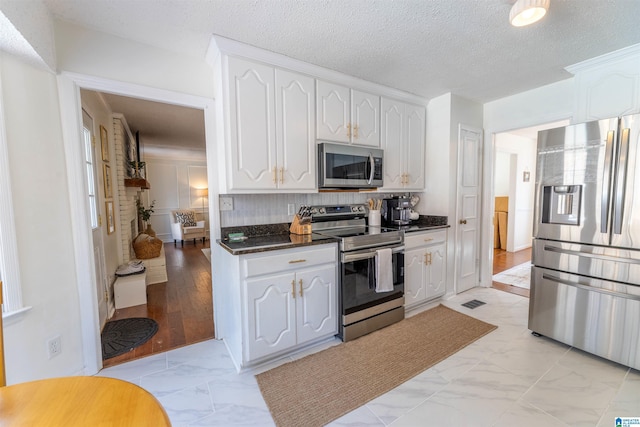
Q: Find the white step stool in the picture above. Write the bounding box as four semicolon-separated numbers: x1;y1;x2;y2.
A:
140;245;168;285
114;271;147;309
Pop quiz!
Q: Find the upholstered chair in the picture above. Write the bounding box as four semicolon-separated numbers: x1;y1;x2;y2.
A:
170;210;206;247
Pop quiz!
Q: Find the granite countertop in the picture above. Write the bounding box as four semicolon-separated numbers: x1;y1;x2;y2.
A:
217;223;338;255
217;215;449;255
390;215;450;232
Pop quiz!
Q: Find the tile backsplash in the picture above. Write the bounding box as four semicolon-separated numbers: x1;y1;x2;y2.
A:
219;192;409;227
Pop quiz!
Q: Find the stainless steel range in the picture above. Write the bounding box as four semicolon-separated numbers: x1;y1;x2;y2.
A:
309;204;405;341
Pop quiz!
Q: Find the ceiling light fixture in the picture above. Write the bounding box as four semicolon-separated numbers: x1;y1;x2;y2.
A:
510;0;550;27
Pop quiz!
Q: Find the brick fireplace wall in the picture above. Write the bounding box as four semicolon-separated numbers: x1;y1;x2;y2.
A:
113;115;139;263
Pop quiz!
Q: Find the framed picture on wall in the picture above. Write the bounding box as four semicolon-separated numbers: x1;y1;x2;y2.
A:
100;125;109;162
103;164;112;198
106;201;115;234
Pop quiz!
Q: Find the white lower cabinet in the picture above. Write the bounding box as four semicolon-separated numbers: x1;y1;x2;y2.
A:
404;230;447;309
242;244;338;364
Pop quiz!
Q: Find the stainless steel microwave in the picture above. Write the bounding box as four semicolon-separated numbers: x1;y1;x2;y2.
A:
318;142;383;189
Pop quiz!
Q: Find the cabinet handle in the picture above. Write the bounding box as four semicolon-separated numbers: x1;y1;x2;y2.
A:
354;124;359;139
291;279;296;298
279;167;284;184
424;238;433;242
427;252;432;265
347;123;351;138
299;279;303;297
288;259;307;264
272;167;277;184
423;253;428;264
459;219;467;225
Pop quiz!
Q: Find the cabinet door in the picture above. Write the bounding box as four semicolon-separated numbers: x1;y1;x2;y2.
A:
404;247;426;307
245;273;297;361
426;242;446;299
316;81;350;143
275;69;316;190
296;264;337;345
227;57;277;190
351;90;380;147
404;103;426;190
380;97;405;188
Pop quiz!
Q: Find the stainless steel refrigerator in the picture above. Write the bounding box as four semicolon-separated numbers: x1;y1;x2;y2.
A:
529;114;640;370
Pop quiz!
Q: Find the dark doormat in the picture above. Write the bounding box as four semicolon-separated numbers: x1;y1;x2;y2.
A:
101;318;158;360
461;299;486;309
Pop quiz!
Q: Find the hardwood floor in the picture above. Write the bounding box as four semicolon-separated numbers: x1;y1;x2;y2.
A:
103;241;214;368
491;247;532;298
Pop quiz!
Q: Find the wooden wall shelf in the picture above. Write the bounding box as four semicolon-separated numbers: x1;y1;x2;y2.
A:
124;178;150;189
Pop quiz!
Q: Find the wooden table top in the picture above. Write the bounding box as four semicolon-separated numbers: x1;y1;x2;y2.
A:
0;376;171;426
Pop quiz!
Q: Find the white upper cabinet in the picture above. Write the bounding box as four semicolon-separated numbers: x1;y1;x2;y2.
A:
275;69;316;190
227;56;277;190
316;80;380;147
316;81;350;143
351;90;380;147
225;56;316;191
380;97;426;190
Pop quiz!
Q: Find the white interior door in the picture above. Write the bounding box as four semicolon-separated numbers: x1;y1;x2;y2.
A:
456;125;482;293
82;110;108;327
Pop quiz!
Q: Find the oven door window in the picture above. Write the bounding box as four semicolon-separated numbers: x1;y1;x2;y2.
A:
341;252;404;315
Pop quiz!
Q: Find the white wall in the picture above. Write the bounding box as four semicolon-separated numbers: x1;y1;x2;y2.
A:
79;90;120;305
0;19;217;382
1;53;85;383
54;22;214;99
143;154;208;243
495;133;536;252
423;93;483;296
481;78;576;286
494;152;510;197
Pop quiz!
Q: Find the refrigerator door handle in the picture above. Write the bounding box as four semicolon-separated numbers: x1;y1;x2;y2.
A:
542;273;640;301
613;128;631;235
601;130;615;234
544;244;640;265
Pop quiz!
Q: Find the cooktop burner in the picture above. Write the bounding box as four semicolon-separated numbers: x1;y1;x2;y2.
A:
309;204;404;252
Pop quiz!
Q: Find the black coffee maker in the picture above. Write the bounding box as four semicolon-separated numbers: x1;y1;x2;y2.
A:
381;196;412;226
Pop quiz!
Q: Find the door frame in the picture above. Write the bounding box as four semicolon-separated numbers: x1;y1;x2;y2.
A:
57;72;218;374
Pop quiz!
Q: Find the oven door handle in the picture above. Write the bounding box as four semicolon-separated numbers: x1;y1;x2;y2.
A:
342;246;404;263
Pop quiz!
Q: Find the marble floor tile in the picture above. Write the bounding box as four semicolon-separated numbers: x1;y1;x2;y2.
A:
522;364;620;427
97;287;635;426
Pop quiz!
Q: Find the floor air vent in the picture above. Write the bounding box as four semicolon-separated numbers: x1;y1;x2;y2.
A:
461;299;486;309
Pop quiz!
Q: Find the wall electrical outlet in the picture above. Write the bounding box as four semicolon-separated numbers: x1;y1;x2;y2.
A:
47;335;62;359
220;196;234;211
288;203;296;215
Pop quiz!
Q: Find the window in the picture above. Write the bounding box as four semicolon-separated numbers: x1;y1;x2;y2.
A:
82;110;99;229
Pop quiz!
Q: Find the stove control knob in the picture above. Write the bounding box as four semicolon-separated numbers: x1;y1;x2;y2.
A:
318;207;326;214
351;206;358;212
358;206;365;212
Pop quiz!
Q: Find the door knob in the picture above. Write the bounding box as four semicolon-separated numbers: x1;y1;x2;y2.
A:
459;219;467;225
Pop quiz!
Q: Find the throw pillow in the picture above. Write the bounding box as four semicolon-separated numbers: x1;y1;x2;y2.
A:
175;211;197;227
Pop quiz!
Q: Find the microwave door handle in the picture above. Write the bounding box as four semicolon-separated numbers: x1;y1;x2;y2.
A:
367;153;374;185
601;130;615;234
613;127;631;235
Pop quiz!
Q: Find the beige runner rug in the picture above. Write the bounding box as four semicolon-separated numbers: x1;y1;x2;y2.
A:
256;304;497;427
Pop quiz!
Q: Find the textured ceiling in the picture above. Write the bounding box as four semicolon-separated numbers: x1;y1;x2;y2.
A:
98;92;206;152
43;0;640;103
43;0;640;151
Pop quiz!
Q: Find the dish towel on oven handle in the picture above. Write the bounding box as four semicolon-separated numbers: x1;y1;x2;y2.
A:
375;248;394;293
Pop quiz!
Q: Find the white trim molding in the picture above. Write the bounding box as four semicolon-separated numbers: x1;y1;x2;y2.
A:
56;71;219;374
0;54;28;315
